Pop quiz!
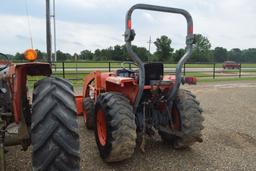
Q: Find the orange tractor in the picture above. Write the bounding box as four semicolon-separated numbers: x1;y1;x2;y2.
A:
82;4;204;162
0;51;80;171
0;1;80;170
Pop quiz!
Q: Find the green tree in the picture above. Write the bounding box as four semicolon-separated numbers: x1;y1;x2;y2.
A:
80;50;93;60
173;48;185;63
56;50;67;61
190;34;212;62
213;47;228;62
242;48;256;63
35;49;43;61
131;46;150;62
154;35;174;62
112;45;124;61
35;49;48;61
93;49;102;61
6;54;14;60
65;53;73;61
228;48;242;62
101;48;113;61
14;52;23;60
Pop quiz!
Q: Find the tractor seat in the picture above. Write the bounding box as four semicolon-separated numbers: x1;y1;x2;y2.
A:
144;62;163;85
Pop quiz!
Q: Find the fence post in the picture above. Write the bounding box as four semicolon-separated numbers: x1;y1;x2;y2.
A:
183;63;186;76
108;62;111;72
213;63;216;79
62;61;65;78
239;63;242;78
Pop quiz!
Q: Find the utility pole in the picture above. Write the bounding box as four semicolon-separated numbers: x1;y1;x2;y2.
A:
147;36;152;53
52;0;57;62
46;0;52;64
147;36;152;62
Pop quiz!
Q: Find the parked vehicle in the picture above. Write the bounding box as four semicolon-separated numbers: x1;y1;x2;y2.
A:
223;61;241;69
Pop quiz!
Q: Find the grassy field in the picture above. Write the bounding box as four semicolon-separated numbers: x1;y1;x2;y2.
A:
27;75;256;89
27;70;256;88
13;60;256;68
39;62;256;69
24;61;256;88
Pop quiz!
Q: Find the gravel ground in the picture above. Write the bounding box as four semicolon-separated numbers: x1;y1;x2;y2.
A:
5;80;256;171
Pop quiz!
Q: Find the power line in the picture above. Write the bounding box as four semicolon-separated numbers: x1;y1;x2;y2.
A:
25;0;34;49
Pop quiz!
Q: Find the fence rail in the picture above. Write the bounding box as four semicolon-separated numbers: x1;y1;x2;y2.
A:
16;61;255;83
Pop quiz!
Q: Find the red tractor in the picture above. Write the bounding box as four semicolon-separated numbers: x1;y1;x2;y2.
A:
0;50;80;170
82;4;204;162
0;1;80;170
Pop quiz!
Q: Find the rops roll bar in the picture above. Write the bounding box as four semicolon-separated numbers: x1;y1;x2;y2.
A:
124;4;195;111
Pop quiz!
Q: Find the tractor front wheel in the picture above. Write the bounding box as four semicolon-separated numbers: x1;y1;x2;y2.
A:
31;76;80;171
83;97;94;130
159;89;204;149
94;92;136;162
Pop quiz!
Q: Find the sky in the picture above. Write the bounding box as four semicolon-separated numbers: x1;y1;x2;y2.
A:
0;0;255;55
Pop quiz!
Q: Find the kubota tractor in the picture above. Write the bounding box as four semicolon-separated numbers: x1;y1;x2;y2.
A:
0;1;80;169
82;4;204;162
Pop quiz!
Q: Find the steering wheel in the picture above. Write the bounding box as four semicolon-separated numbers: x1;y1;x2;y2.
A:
0;53;10;71
121;61;138;71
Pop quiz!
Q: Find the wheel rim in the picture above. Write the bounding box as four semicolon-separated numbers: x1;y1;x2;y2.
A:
171;104;181;130
97;109;107;146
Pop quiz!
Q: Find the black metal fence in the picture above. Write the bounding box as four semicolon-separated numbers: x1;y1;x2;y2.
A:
24;61;256;83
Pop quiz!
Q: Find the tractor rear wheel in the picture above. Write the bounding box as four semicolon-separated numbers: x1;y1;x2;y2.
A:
31;76;80;171
94;92;136;162
83;97;94;129
159;89;204;149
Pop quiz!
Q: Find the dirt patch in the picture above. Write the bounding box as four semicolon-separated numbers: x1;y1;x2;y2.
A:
212;129;256;149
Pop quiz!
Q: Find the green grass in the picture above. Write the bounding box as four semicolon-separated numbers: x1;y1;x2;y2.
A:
240;63;256;68
52;62;123;68
54;62;213;68
27;75;256;89
52;62;256;69
183;72;210;77
25;62;256;88
14;61;256;69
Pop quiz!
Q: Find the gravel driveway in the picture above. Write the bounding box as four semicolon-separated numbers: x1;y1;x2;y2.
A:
5;81;256;171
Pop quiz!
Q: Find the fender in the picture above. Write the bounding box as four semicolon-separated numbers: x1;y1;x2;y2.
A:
82;71;97;98
8;62;51;123
83;71;112;99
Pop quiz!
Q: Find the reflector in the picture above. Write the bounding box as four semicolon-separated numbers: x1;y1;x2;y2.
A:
24;49;37;61
128;19;132;29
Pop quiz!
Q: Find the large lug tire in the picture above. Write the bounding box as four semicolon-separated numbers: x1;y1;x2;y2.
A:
83;97;94;130
159;89;204;149
31;76;80;171
94;92;136;162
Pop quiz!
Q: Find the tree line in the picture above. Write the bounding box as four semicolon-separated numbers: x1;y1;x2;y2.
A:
8;34;256;63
